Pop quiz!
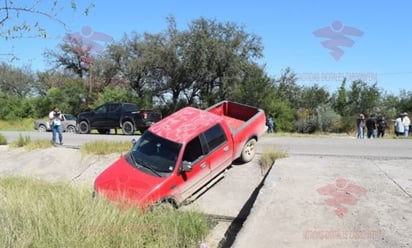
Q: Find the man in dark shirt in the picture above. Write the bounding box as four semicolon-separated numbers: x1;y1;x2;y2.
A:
365;114;377;139
377;116;387;138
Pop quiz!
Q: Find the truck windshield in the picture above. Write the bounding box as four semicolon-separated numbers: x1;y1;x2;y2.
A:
130;131;181;174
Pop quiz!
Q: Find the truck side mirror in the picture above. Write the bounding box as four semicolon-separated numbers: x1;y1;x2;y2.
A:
181;161;192;172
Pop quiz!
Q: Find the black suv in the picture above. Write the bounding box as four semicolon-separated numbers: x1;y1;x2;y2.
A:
76;102;162;135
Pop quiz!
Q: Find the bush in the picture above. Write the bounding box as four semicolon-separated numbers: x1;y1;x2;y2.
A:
295;105;342;133
0;133;7;145
315;105;342;132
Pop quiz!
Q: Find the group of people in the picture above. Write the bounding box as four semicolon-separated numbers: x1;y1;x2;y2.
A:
394;112;411;137
357;112;410;139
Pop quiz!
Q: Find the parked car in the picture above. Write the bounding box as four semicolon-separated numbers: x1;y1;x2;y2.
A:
34;114;77;133
94;101;267;209
76;102;162;135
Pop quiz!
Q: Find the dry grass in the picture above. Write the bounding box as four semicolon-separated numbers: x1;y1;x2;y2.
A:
80;140;132;155
0;177;209;248
259;147;287;175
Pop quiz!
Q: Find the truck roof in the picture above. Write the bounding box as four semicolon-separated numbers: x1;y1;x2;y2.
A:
149;106;222;144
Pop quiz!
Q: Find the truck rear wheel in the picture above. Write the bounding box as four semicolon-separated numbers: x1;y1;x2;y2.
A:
122;121;135;135
240;138;256;163
78;121;90;134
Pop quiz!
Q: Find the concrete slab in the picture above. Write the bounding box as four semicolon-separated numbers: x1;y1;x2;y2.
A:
233;154;412;248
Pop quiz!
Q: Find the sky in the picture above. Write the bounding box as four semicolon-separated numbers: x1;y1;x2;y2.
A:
1;0;412;95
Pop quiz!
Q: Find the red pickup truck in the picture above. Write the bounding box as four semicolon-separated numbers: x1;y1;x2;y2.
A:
94;101;267;208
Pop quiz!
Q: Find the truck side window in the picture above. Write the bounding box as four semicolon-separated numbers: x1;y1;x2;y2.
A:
204;124;227;151
182;137;203;162
108;103;121;112
95;105;107;113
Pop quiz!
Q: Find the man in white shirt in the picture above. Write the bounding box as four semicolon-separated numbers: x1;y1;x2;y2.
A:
395;114;404;137
49;106;63;145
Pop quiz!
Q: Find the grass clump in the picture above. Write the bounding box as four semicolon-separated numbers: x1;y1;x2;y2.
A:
0;133;7;145
259;147;287;175
80;140;132;155
10;134;31;147
24;139;54;150
9;134;52;150
0;177;210;248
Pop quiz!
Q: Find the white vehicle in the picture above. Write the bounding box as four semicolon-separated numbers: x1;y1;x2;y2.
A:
34;114;77;133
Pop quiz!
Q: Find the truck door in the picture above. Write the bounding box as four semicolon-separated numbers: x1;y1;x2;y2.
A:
106;103;121;127
92;104;109;128
178;135;211;200
202;123;233;177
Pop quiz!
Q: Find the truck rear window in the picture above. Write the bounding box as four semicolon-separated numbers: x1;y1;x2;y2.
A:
123;103;138;112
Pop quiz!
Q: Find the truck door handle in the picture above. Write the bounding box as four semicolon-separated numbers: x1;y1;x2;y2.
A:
200;162;207;169
223;146;229;152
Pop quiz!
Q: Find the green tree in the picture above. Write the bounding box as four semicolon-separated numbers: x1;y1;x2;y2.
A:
332;79;349;116
273;67;301;107
298;84;330;113
347;80;381;116
0;63;34;98
44;35;93;79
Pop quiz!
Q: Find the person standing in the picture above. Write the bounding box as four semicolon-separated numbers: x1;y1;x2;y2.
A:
267;116;274;133
356;114;365;139
394;114;404;137
49;106;63;145
365;114;377;139
377;116;387;138
402;112;410;137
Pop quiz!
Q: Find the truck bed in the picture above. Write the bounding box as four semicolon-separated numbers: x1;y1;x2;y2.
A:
207;101;267;160
207;101;262;132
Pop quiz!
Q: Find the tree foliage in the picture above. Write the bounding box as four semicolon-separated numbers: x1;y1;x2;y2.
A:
1;14;412;134
0;0;94;40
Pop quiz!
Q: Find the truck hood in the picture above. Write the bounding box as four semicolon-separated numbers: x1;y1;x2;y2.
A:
94;155;165;207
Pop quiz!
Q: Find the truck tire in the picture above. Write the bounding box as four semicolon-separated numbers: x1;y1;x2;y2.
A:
78;121;90;134
38;124;47;132
122;121;135;135
240;138;257;163
66;125;77;133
